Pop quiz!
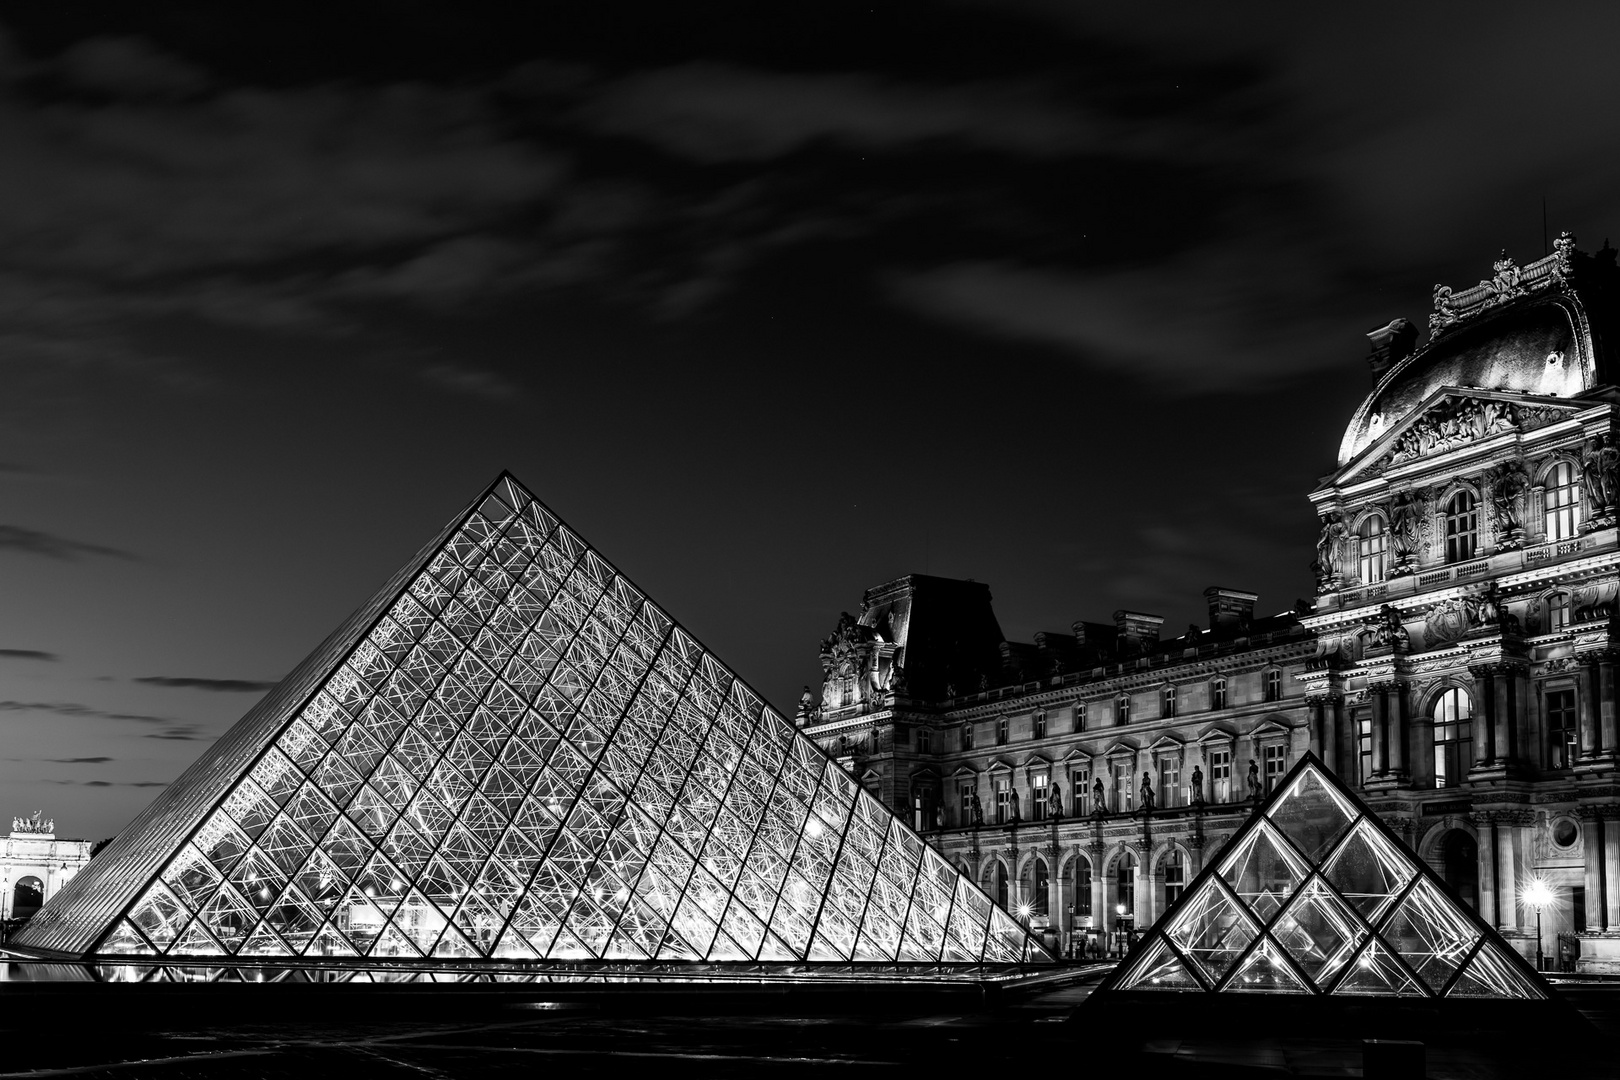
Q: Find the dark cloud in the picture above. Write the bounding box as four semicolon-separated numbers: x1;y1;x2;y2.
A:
44;756;112;764
144;726;205;741
56;778;164;788
135;676;276;692
56;36;211;99
0;701;168;723
0;649;57;661
0;525;134;561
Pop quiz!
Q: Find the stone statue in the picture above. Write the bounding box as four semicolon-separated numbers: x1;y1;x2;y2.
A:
1389;490;1421;571
1370;604;1408;649
1583;435;1620;523
1190;764;1204;805
1049;784;1062;820
932;803;943;830
1247;760;1262;801
1009;789;1022;824
1486;462;1528;548
970;791;984;827
1314;514;1346;587
1092;777;1106;817
795;685;815;724
1140;771;1155;813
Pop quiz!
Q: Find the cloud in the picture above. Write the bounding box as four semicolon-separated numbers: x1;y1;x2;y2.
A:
0;701;168;723
135;676;276;692
144;726;205;741
416;364;526;402
0;525;134;561
56;779;165;788
0;649;57;661
56;37;211;100
577;63;1106;162
44;757;113;764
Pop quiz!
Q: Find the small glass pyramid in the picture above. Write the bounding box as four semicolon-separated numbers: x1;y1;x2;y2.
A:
17;474;1046;967
1104;753;1544;1000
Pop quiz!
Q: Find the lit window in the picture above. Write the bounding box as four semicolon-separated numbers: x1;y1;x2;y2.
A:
1074;767;1090;815
1358;516;1388;584
959;782;976;824
1358;715;1374;785
1033;858;1050;916
1265;670;1282;702
1548;689;1578;769
1031;773;1049;821
994;776;1012;823
1162;685;1177;719
1114;762;1133;812
996;716;1008;745
1433;688;1473;788
1211;678;1227;711
1116;852;1136;916
1163;850;1186;907
1546;461;1582;540
1209;748;1231;802
1445;491;1478;562
1547;591;1571;632
1075;858;1092;916
1263;744;1286;792
1033;712;1047;740
1117;696;1131;725
1158;757;1180;808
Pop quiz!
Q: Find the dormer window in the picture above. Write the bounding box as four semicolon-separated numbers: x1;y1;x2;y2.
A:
1161;685;1176;719
1210;677;1227;711
1358;516;1387;584
996;715;1008;745
1445;491;1478;562
1033;711;1047;739
1264;669;1282;703
1076;701;1087;731
961;724;974;751
1546;461;1582;540
1116;696;1131;725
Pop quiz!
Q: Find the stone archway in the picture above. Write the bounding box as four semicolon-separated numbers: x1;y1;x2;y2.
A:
1439;829;1479;911
12;876;42;918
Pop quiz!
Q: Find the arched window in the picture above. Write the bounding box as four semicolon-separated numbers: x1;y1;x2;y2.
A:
1163;850;1186;907
1115;852;1136;917
1116;696;1131;725
1433;688;1473;788
994;862;1009;911
1358;515;1388;583
1547;688;1578;769
1445;491;1479;562
1545;461;1582;541
1547;591;1571;632
1161;685;1177;719
1033;858;1050;916
1075;857;1093;917
11;876;43;917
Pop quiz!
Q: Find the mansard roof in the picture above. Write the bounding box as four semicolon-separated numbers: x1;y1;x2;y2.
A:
1339;239;1620;468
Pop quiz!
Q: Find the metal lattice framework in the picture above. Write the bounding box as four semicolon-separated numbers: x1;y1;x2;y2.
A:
1103;753;1544;999
17;474;1045;966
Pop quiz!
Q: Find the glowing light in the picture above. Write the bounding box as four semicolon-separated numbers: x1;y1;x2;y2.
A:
1523;877;1555;910
805;816;823;838
1116;904;1126;916
1016;904;1032;919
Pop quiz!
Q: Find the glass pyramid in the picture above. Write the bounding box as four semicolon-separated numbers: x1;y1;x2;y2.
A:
17;474;1046;967
1103;753;1544;1000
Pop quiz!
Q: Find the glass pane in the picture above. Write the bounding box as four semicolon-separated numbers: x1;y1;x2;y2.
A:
1164;878;1259;983
1217;821;1311;923
1321;820;1415;922
1380;877;1481;992
1226;936;1311;994
1269;876;1367;988
1265;764;1358;864
1115;936;1203;991
1447;941;1545;999
1331;938;1424;997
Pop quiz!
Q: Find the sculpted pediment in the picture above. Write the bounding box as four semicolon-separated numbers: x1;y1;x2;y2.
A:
1340;388;1579;482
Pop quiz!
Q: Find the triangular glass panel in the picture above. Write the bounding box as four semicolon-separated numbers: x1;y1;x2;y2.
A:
98;920;156;956
1114;936;1202;991
13;473;1044;967
1225;936;1311;994
1269;876;1367;988
1446;941;1544;999
1265;763;1359;865
1331;938;1425;997
1216;821;1311;924
1380;877;1481;993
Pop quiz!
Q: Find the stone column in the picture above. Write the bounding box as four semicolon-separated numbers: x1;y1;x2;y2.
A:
1369;685;1388;777
1580;659;1601;759
1600;657;1618;756
1496;666;1521;768
1605;809;1620;931
1309;697;1328;763
1409;691;1435;789
1472;812;1498;929
1581;809;1607;932
1386;680;1408;779
1496;813;1525;933
1471;666;1499;767
1325;693;1344;774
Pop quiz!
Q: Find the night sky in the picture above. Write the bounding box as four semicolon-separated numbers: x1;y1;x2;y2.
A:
3;2;1619;841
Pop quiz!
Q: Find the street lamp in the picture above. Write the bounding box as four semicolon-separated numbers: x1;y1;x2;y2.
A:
1524;878;1554;971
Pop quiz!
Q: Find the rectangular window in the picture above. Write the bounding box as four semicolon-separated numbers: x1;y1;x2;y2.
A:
1074;767;1090;815
1033;712;1047;740
1359;715;1374;786
1076;701;1087;731
1265;670;1282;702
1546;462;1582;541
994;777;1012;824
1162;686;1177;719
1163;852;1186;907
1548;688;1578;769
1075;860;1092;916
1446;493;1479;562
1031;774;1048;821
1263;744;1287;792
1158;758;1180;808
1209;749;1231;803
915;727;929;754
996;716;1008;745
1211;679;1226;711
1116;697;1130;725
961;724;974;751
959;782;976;826
1434;693;1473;788
1113;763;1132;812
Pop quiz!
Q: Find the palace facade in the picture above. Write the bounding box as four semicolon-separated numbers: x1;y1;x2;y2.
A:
802;234;1620;972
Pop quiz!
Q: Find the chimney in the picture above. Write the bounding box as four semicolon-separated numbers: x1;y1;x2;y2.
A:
1204;586;1258;630
1366;318;1417;378
1113;610;1163;651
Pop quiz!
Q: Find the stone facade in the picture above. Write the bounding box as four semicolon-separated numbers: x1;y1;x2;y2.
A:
1;814;92;923
803;235;1620;973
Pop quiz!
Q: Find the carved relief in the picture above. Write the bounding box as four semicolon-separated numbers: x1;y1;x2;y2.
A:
1485;461;1529;550
818;612;880;710
1385;397;1518;466
1571;579;1620;623
1581;435;1620;529
1312;513;1348;593
1388;490;1426;575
